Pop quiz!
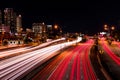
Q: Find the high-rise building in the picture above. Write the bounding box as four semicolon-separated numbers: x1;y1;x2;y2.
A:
47;25;52;30
0;10;2;26
32;23;46;34
0;10;2;33
46;25;53;38
16;14;22;33
32;23;47;41
4;8;17;34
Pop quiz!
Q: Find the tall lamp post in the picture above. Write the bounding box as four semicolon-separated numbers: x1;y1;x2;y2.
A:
104;24;115;44
54;24;62;39
54;25;58;29
110;26;115;38
104;24;110;36
104;24;115;37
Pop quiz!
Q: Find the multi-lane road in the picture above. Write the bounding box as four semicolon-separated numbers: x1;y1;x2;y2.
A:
1;37;120;80
0;38;66;60
0;38;81;80
99;38;120;80
100;38;120;65
31;39;98;80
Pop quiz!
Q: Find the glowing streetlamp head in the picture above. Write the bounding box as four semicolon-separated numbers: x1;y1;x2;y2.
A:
104;27;108;30
54;25;58;29
104;24;107;28
111;26;115;30
104;24;108;30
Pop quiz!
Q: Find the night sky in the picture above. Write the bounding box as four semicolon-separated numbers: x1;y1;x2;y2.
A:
0;0;120;35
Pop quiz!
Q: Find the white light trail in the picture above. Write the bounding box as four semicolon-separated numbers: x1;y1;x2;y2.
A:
0;38;80;80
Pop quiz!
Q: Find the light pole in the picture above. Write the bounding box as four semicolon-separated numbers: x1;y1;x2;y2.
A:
104;24;110;36
111;26;115;30
54;24;63;39
54;25;58;29
104;24;115;45
110;26;115;39
104;24;115;37
104;24;108;30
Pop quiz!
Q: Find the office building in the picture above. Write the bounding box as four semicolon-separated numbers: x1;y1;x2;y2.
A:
0;10;2;26
32;23;47;42
4;8;17;34
16;14;22;33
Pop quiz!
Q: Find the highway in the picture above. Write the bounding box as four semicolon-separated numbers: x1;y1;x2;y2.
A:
0;38;66;60
0;38;81;80
111;41;120;57
98;38;120;79
32;39;98;80
99;38;120;65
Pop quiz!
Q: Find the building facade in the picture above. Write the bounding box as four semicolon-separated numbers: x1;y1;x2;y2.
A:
0;10;2;26
32;23;47;42
16;14;22;33
4;8;17;34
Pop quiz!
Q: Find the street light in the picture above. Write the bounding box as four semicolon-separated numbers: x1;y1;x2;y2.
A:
103;24;116;44
110;26;115;38
104;24;108;31
104;24;115;31
111;26;115;30
104;24;110;37
54;25;58;29
104;24;115;36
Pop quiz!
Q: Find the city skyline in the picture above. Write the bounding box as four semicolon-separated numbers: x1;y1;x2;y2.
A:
0;1;120;79
0;8;22;34
0;1;120;35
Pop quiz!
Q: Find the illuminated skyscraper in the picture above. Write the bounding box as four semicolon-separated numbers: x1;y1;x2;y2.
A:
4;8;17;34
32;23;47;42
16;14;22;33
32;23;46;34
0;10;2;26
